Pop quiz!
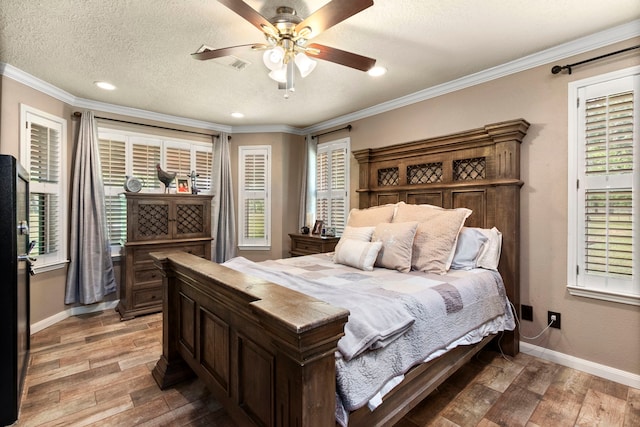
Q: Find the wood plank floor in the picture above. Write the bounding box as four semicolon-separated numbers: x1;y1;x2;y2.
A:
14;310;640;427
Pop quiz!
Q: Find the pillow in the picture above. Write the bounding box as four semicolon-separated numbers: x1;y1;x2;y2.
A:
475;227;503;271
393;202;471;274
346;204;396;227
372;222;419;272
450;227;489;270
333;239;383;271
338;226;376;242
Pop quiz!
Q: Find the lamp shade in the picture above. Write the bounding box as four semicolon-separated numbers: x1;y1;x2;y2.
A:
294;53;317;78
263;46;285;71
268;64;288;83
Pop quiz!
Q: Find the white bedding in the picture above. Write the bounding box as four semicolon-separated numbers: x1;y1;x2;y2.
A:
223;253;515;424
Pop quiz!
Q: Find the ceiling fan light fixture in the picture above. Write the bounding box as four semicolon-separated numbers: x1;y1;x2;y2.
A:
294;53;316;78
268;65;288;83
263;46;285;71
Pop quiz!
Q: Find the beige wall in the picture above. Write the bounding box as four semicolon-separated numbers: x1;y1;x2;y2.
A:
1;36;638;376
230;132;305;261
339;38;640;375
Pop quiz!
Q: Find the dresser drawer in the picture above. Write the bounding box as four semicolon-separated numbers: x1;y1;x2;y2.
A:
133;286;163;308
134;265;162;285
294;240;324;253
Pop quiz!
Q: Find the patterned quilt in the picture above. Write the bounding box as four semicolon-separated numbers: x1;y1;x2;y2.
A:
223;253;515;416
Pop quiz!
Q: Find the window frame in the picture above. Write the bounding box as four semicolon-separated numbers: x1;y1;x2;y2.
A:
315;137;350;236
238;145;271;250
98;128;213;256
19;104;68;273
567;66;639;306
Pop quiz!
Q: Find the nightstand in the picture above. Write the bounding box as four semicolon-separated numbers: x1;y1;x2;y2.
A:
289;233;340;257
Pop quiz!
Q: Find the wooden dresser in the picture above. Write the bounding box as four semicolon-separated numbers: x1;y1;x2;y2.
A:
117;193;213;320
289;233;340;257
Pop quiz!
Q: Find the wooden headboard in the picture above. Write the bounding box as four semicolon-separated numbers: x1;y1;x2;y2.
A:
352;119;530;355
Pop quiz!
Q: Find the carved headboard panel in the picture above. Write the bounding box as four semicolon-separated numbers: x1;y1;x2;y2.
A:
352;119;530;355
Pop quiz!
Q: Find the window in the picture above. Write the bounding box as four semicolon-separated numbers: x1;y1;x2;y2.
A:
98;129;213;253
20;105;67;272
316;138;349;236
238;146;271;249
567;67;639;305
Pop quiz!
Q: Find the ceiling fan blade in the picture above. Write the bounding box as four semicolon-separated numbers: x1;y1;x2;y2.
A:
295;0;374;39
307;43;376;72
218;0;278;36
192;44;267;60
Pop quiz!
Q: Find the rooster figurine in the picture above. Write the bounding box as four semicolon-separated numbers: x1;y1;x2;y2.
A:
156;164;176;193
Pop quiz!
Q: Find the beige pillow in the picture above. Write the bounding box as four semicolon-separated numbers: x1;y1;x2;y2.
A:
346;204;396;227
339;226;376;242
475;227;502;270
333;239;383;271
372;222;418;272
393;202;471;274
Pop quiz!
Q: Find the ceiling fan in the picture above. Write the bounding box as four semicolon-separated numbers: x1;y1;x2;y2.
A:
192;0;377;96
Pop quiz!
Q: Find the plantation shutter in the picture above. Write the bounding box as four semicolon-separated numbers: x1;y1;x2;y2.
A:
166;145;191;178
99;136;127;245
239;146;270;248
315;139;349;235
28;120;62;262
576;74;638;295
195;149;213;192
131;140;161;190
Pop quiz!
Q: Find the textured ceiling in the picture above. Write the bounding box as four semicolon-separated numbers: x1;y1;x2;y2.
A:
1;1;639;129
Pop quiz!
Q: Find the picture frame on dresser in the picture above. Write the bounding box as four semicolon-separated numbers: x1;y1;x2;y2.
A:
312;220;323;235
176;178;190;194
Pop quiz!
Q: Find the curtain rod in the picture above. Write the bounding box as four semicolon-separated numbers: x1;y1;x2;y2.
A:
312;124;352;139
551;45;640;75
72;111;219;138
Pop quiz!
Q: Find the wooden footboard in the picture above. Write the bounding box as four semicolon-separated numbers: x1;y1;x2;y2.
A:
150;251;348;426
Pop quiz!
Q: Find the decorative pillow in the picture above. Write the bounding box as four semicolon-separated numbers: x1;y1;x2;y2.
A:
338;226;376;242
372;222;419;273
333;239;383;271
476;227;503;271
393;202;472;274
450;227;489;270
346;204;396;227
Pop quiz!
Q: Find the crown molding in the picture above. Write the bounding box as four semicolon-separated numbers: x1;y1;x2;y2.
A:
301;19;640;134
3;19;638;136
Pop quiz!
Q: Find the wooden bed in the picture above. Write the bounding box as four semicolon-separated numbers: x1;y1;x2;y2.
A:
150;119;530;426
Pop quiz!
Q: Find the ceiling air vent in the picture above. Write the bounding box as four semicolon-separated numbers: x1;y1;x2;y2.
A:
213;55;251;71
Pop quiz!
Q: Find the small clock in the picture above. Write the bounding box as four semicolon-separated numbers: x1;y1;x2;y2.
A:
123;176;143;193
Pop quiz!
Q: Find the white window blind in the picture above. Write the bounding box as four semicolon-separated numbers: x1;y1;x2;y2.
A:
316;138;349;235
238;146;271;249
99;135;127;245
20;105;67;271
98;129;213;252
568;68;639;305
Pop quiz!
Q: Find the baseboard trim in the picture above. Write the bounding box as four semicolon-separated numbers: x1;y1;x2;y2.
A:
520;342;640;389
30;300;119;335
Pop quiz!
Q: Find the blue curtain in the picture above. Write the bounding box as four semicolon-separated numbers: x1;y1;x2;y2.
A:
65;111;116;304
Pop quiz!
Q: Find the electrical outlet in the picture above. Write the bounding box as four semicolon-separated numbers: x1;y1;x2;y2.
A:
521;304;533;321
548;311;561;329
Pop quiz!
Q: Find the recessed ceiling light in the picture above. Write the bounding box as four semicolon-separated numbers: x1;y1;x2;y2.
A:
231;112;244;118
94;81;116;90
368;66;387;77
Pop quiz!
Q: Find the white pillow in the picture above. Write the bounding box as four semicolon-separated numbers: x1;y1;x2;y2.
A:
476;227;502;270
339;226;376;242
333;239;383;271
451;227;489;270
